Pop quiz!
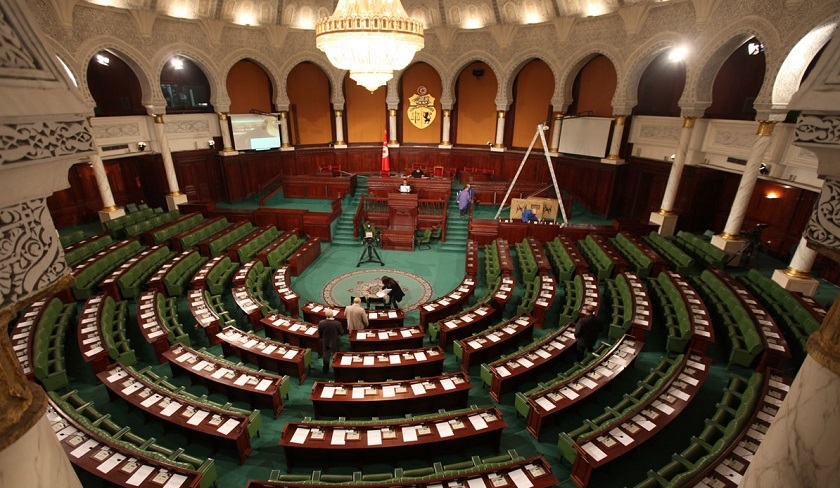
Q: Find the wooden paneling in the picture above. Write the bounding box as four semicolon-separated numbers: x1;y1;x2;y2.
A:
174;149;223;202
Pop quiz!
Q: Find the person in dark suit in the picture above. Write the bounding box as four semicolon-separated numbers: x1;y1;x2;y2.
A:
411;168;425;178
574;305;604;361
381;275;405;309
317;309;343;373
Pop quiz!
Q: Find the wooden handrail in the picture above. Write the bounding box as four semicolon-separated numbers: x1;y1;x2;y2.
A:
258;173;284;206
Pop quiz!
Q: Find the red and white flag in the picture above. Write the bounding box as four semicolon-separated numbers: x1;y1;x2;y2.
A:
381;129;390;172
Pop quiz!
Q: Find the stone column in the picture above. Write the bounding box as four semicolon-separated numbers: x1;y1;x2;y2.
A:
388;109;399;147
279;111;293;151
439;109;452;148
601;115;626;164
152;114;188;211
90;153;125;223
491;110;506;152
334;110;346;148
649;116;696;236
711;121;776;262
549;112;563;153
218;112;236;155
771;236;820;296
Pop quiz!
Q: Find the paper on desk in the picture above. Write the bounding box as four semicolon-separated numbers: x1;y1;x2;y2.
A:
578;377;598;389
304;327;317;336
243;339;259;349
70;438;99;458
378;332;389;340
122;382;143;396
106;369;127;383
508;468;534;488
517;357;534;368
290;427;310;444
440;378;455;390
535;397;555;411
261;345;277;355
125;465;155;486
160;402;181;417
96;452;125;473
382;386;396;397
191;360;210;371
331;429;346;445
211;367;231;379
255;379;273;391
367;429;382;446
496;366;511;377
163;474;189;488
187;410;210;426
388;311;398;318
390;355;401;364
632;415;656;431
217;418;240;435
340;355;353;366
468;415;488;430
581;442;607;462
352;387;366;399
414;352;427;361
401;426;418;442
411;383;426;395
356;332;367;340
233;374;250;386
609;427;634;446
559;387;579;400
363;356;375;366
140;394;163;408
435;422;454;438
467;340;482;349
401;329;413;337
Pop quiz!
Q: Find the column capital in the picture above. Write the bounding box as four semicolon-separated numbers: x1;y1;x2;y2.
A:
153;114;165;124
442;109;451;117
552;112;564;120
757;120;777;136
388;109;397;116
218;112;228;121
614;115;627;126
497;111;506;119
808;299;840;376
334;110;343;117
682;116;697;128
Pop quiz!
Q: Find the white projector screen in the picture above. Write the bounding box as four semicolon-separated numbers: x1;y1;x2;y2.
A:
557;116;613;158
230;113;281;151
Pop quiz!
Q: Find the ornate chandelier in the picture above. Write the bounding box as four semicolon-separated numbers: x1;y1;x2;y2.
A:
316;0;424;92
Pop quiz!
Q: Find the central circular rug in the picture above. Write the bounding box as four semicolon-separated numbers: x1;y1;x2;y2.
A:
323;268;433;312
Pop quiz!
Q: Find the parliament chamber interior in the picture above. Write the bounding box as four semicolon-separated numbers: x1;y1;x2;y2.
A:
4;0;840;487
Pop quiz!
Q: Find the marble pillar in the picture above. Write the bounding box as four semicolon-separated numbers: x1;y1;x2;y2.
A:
279;111;293;151
649;117;696;236
741;298;840;487
334;110;346;148
90;154;125;223
439;109;452;148
771;237;820;296
549;112;563;153
153;115;187;211
601;115;626;164
711;121;776;261
218;112;237;155
492;111;506;152
388;109;399;146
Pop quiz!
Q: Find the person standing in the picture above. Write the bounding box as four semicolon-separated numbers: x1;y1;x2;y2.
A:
345;297;369;331
574;305;604;361
456;184;474;218
380;276;405;309
318;309;343;373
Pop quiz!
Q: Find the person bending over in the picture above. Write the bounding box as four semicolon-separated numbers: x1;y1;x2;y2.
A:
574;305;604;361
380;276;405;309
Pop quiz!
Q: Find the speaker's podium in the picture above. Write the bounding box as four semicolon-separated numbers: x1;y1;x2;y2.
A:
381;193;417;251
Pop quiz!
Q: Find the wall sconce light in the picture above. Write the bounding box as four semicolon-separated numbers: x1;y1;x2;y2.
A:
473;69;485;79
486;141;493;147
765;191;780;199
207;140;215;148
759;163;770;176
137;141;147;151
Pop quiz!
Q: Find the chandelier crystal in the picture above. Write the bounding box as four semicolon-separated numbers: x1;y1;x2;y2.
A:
316;0;424;92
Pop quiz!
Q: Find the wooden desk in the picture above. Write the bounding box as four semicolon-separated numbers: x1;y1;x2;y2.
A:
170;216;226;252
287;238;321;276
348;326;425;352
381;229;415;251
367;176;451;200
310;372;471;419
11;298;49;380
589;234;629;277
570;353;712;487
332;346;445;382
791;293;828;323
196;221;250;257
232;285;263;329
163;345;284;418
620;272;654;341
98;364;252;463
232;259;258;287
186;289;221;345
684;372;792;487
486;325;576;402
457;313;536;372
418;276;477;328
532;274;557;329
261;313;322;355
437;304;497;349
47;400;204;488
465;239;479;277
710;269;792;371
302;301;406;333
492;276;517;312
271;265;300;317
662;271;715;354
216;326;309;384
558;235;589;275
528;237;553;275
77;295;110;375
278;406;506;471
525;335;643;440
496;239;514;276
136;291;172;363
281;174;357;199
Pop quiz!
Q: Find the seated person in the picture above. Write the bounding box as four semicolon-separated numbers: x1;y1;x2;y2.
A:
521;207;539;223
411;167;425;178
399;179;411;193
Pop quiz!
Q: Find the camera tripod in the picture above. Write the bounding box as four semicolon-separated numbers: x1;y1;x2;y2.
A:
730;223;768;268
357;237;384;267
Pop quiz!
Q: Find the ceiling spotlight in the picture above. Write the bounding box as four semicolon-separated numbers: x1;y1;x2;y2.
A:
137;141;147;151
170;58;184;70
668;46;688;62
95;54;110;66
759;163;770;176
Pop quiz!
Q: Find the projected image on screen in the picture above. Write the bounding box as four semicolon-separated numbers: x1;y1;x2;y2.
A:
230;114;281;151
557;117;613;159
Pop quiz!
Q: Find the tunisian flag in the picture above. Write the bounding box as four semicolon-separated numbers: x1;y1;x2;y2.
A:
381;129;390;172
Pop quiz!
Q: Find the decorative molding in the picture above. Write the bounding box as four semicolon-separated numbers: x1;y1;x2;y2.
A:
43;0;78;30
618;4;650;37
551;16;575;45
0;198;69;310
639;124;681;144
92;121;142;139
805;177;840;252
691;0;723;26
198;18;226;47
263;24;289;50
487;24;517;51
795;114;840;146
433;26;459;51
165;118;210;135
0;119;94;165
128;8;157;39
